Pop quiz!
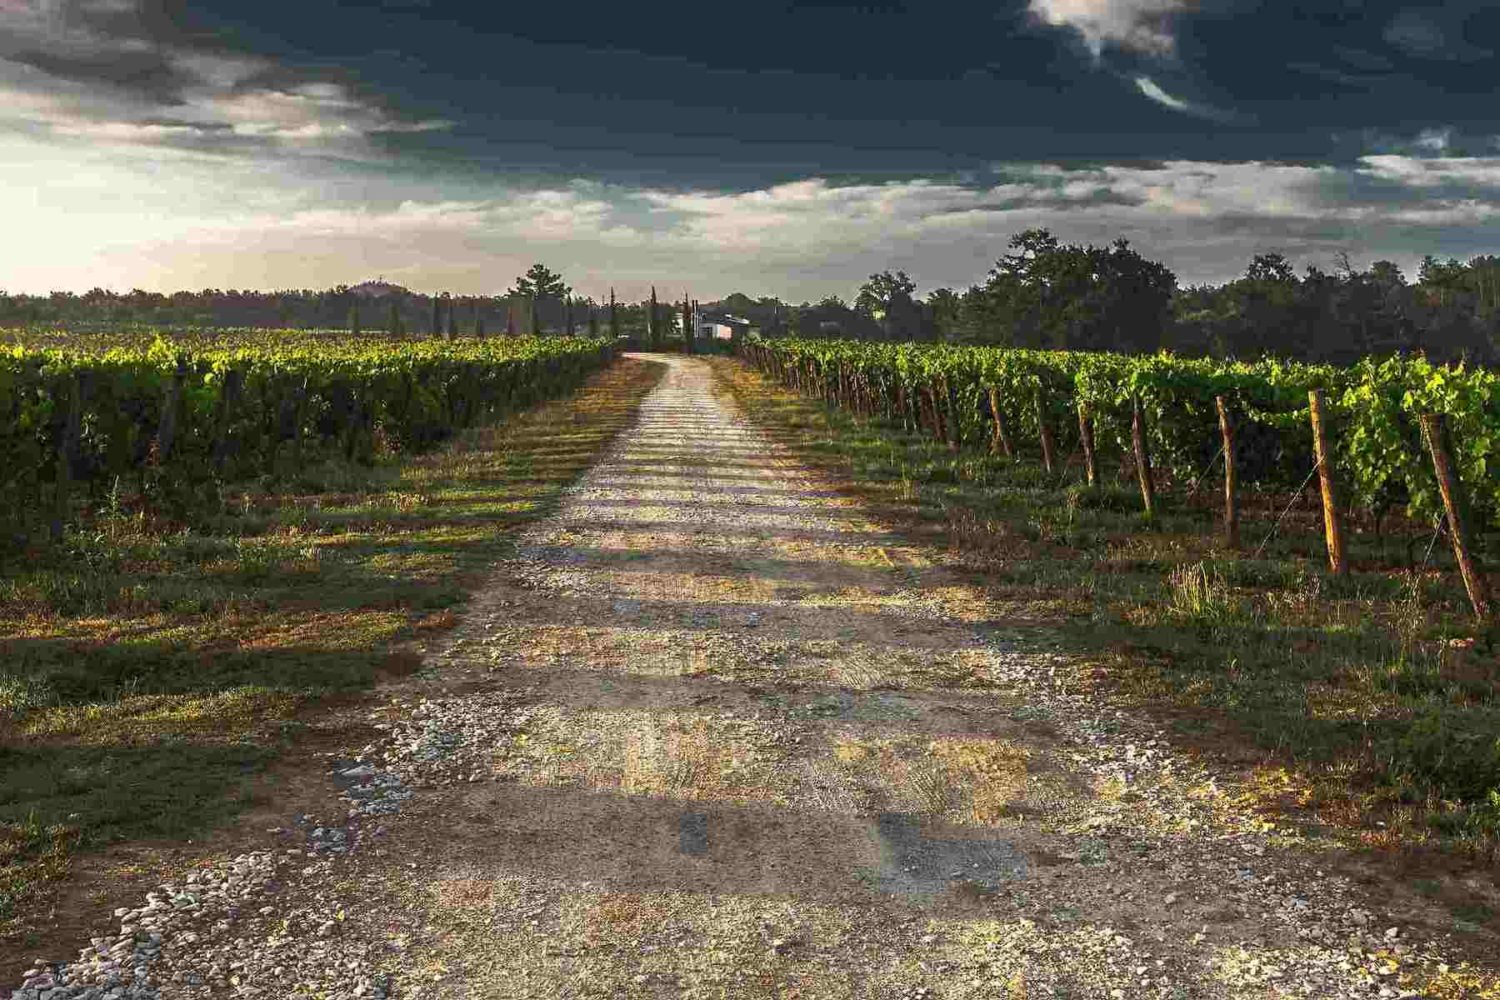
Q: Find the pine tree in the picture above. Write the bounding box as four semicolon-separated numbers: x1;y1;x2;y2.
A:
649;286;659;348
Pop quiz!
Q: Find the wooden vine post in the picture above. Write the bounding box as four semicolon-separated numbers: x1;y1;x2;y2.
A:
921;383;936;441
1215;395;1240;550
987;388;1015;459
1307;389;1348;575
1034;393;1056;475
1419;412;1491;622
51;373;84;540
154;358;188;465
212;368;244;476
1077;401;1098;487
939;375;959;451
1130;395;1156;517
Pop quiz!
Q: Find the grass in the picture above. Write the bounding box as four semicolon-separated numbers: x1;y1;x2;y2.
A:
713;356;1500;860
0;357;662;946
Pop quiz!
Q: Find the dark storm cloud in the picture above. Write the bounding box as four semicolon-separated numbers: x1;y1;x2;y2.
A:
0;0;450;158
1384;6;1491;62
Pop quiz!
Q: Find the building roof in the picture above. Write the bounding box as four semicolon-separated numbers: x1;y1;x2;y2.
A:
698;312;750;327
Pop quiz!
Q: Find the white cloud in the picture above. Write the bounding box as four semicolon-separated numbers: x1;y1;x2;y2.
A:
1027;0;1192;57
1357;155;1500;188
1414;127;1453;154
0;0;451;159
1091;161;1338;217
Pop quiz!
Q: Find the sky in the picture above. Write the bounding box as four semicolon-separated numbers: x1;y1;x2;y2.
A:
4;0;1500;302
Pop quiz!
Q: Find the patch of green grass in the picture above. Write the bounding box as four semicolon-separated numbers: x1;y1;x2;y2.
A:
0;816;75;942
0;358;663;944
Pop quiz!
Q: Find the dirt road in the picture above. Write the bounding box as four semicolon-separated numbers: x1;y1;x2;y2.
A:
14;356;1485;999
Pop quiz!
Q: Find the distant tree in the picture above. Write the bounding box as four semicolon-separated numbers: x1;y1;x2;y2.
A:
447;295;460;337
430;296;441;337
855;270;919;340
1419;255;1467;308
979;229;1176;352
510;263;571;300
649;286;659;348
349;298;361;336
388;298;402;336
925;288;963;341
609;288;619;339
1246;252;1297;285
511;264;570;335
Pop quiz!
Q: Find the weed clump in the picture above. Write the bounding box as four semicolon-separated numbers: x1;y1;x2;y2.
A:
1165;562;1247;632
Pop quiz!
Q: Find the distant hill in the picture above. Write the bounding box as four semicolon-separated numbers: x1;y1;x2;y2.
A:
349;280;410;299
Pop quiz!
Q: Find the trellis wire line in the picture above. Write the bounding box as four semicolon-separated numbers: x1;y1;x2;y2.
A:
1184;442;1228;499
1252;463;1323;560
1058;438;1085;478
1418;512;1446;575
1401;513;1447;606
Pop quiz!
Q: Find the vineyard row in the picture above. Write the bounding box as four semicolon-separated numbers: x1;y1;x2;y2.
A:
739;339;1497;621
1;335;617;545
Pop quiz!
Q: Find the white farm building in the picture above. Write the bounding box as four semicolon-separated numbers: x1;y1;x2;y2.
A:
694;313;750;341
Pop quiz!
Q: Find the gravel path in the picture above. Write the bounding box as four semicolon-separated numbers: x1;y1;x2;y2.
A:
11;355;1492;999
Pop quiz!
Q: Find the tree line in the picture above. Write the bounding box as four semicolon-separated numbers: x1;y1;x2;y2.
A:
5;234;1499;364
0;263;688;344
789;230;1500;365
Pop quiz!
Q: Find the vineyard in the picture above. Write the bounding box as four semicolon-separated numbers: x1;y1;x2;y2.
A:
0;332;615;546
740;339;1498;619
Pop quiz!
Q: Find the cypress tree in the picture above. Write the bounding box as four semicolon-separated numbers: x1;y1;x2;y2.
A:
474;300;485;338
649;286;659;348
349;297;361;336
588;301;598;337
506;301;516;336
682;295;693;355
389;299;402;336
431;295;441;337
609;288;618;339
528;294;539;336
447;295;459;338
